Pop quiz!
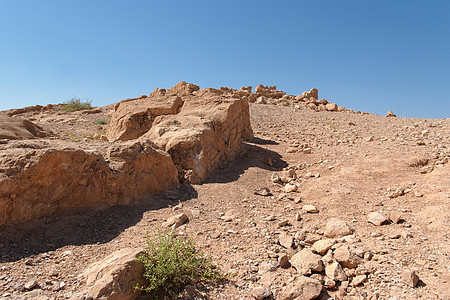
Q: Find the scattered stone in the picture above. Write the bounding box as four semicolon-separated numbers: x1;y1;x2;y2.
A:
333;245;361;268
324;218;353;238
24;280;38;290
278;219;290;227
352;275;367;286
254;187;271;196
290;248;324;275
401;269;419;287
325;261;347;282
312;239;335;255
271;173;280;183
258;261;278;274
387;211;402;224
163;213;189;229
302;205;319;213
278;276;322;300
304;233;322;244
303;148;312;154
14;283;25;292
367;212;388;226
278;233;294;248
252;286;272;300
284;183;297;193
324;277;336;289
279;254;291;268
414;191;423;197
386;110;397;117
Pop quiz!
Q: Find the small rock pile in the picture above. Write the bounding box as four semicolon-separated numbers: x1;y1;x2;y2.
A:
249;217;379;299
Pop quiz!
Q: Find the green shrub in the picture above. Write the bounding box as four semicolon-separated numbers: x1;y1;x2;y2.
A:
136;229;224;299
93;119;107;125
61;97;93;112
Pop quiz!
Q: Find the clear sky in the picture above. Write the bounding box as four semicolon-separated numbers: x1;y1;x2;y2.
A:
0;1;449;118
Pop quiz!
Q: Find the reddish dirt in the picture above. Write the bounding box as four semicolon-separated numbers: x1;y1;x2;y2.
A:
0;103;449;299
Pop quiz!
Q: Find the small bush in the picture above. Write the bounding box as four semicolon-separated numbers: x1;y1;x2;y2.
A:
136;229;224;299
61;97;93;112
93;119;107;125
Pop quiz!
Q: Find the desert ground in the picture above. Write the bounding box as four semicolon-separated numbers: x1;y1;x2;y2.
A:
0;87;449;300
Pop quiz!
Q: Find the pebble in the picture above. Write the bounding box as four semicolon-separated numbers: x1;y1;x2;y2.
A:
284;183;297;193
367;212;388;226
302;205;319;213
24;280;38;290
278;233;294;248
401;269;419;287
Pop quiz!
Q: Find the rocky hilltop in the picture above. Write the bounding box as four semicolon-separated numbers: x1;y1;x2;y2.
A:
0;82;448;299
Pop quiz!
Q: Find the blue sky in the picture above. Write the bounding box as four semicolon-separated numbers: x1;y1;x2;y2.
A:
0;1;449;118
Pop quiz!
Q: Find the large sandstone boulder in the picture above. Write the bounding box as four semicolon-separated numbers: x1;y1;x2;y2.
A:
106;96;183;141
0;116;49;140
0;140;179;227
145;95;253;182
81;248;145;300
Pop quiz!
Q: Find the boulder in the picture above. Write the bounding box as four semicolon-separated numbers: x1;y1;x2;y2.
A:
82;248;145;300
0;116;49;140
278;275;322;300
290;248;324;275
325;103;338;112
324;218;353;238
333;245;361;268
106;96;183;141
145;94;253;181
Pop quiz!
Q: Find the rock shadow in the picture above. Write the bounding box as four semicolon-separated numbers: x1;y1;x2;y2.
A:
205;140;288;184
0;184;197;263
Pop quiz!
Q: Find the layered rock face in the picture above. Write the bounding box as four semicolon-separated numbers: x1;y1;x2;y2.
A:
0;141;179;227
0;81;253;227
145;94;253;182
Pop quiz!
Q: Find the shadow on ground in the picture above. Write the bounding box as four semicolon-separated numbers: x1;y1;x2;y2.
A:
0;139;286;262
205;139;287;184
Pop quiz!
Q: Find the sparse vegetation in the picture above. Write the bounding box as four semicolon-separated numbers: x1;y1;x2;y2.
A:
93;119;107;125
61;97;93;112
136;229;224;299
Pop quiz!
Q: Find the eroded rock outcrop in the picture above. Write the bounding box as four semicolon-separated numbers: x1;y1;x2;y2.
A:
106;96;183;141
145;94;253;182
0;116;49;140
0;140;179;227
0;81;253;227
